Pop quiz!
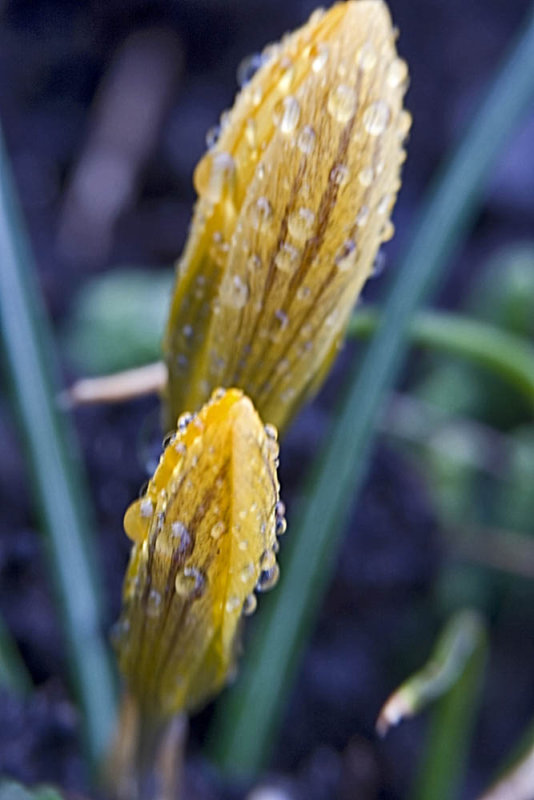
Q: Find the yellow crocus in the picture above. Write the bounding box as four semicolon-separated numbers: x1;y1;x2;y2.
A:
113;388;283;718
163;0;409;432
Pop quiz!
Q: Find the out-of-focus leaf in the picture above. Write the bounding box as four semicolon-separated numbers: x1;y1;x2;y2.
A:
63;267;174;374
0;782;63;800
377;609;485;735
411;612;487;800
0;614;32;695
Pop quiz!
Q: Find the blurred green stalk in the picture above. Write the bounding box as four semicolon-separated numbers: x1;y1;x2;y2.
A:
0;127;116;769
349;308;534;408
0;614;32;696
210;3;534;775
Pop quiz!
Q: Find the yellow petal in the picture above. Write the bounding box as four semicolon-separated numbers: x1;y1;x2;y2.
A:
163;0;409;432
114;388;282;718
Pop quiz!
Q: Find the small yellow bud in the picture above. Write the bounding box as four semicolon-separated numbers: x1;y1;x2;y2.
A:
163;0;409;432
114;388;283;718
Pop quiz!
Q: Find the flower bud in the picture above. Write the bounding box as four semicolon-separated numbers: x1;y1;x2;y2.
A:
163;0;409;431
113;388;283;718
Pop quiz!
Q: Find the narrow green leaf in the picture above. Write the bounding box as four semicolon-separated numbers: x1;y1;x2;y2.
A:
0;126;116;770
209;3;534;775
348;308;534;409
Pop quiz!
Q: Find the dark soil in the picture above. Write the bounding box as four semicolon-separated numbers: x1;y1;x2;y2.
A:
0;1;533;798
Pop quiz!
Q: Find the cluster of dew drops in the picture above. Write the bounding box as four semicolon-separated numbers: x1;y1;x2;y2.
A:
136;390;288;624
194;13;411;313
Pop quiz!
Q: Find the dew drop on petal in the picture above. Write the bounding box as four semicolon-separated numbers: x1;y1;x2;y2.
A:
387;58;408;89
237;52;264;87
330;163;349;186
146;589;162;617
358;166;374;187
251;196;273;230
220;275;250;309
296;125;316;155
243;593;257;616
355;205;370;227
381;220;395;242
288;207;315;242
310;42;329;73
211;520;226;540
175;567;206;599
357;41;377;72
256;562;280;592
140;498;154;518
274;96;301;134
225;595;241;613
327;84;357;123
335;239;357;271
275;241;300;273
363;101;391;136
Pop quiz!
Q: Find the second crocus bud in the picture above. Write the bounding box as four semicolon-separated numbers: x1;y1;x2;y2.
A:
113;388;283;719
164;0;409;432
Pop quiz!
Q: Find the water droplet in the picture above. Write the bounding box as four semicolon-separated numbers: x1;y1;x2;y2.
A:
372;249;387;277
275;241;300;273
296;125;316;155
276;516;288;535
260;549;277;571
275;500;286;518
205;124;220;149
265;424;278;441
273;96;300;134
277;58;295;92
170;521;192;554
355;205;370;227
182;324;193;339
381;220;395;242
377;194;391;215
288;207;315;242
146;589;162;617
310;42;329;73
140;498;154;518
243;593;257;616
240;562;255;583
237;52;264;87
220;275;249;310
251;196;273;230
335;239;357;271
211;520;226;540
174;440;187;456
247;253;262;272
399;109;412;137
225;595;241;613
244;117;256;147
175;567;206;599
177;412;193;432
193;151;235;203
357;41;377;72
387;58;408;89
296;285;311;301
329;163;349;186
213;387;226;400
256;562;280;592
363;101;391;136
358;166;374;187
327;84;357;123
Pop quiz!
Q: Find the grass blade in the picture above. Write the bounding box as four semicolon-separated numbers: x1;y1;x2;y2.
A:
0;127;116;769
209;3;534;775
349;308;534;409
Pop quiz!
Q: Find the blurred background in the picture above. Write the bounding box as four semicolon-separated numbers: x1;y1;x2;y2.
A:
0;0;533;798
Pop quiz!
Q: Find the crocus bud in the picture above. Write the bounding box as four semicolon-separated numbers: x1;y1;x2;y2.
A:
113;388;283;718
163;0;409;432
